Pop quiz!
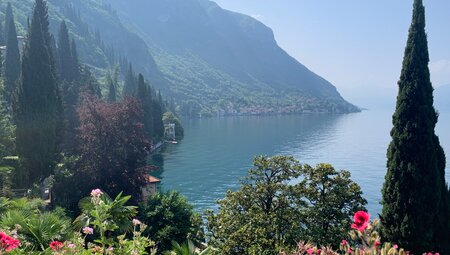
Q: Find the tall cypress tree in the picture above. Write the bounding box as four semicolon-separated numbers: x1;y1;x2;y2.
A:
0;21;5;46
60;35;81;153
15;0;60;186
57;20;72;82
136;73;153;140
151;89;164;139
4;17;20;107
381;0;449;253
4;2;13;42
123;63;136;97
108;81;116;103
70;38;79;80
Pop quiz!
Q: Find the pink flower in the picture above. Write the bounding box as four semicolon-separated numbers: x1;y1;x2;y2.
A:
90;189;103;197
341;240;348;246
132;219;142;226
351;211;370;232
82;227;94;235
393;244;398;249
49;241;64;251
307;248;314;255
0;232;20;252
68;243;76;249
317;249;321;254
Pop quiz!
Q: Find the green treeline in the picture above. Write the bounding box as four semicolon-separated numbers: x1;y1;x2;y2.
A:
0;0;177;210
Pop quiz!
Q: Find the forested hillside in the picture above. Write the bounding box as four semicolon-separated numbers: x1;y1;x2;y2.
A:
108;0;360;115
1;0;359;116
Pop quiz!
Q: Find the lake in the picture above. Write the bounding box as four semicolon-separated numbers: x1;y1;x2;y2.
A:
151;109;450;216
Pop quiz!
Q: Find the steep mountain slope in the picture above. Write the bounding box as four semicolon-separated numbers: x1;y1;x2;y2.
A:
108;0;359;115
1;0;167;88
1;0;359;116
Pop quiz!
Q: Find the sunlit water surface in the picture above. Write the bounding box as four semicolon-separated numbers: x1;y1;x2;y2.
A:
151;110;450;216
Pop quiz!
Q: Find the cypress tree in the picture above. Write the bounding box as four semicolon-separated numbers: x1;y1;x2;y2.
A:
57;20;72;82
151;89;164;139
15;0;60;186
381;0;449;253
123;63;136;97
136;74;146;102
136;73;153;140
4;17;20;107
60;37;81;153
70;38;79;80
4;2;13;42
49;34;58;69
0;21;5;46
108;81;116;103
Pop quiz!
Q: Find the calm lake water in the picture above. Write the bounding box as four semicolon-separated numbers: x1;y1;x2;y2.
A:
151;109;450;216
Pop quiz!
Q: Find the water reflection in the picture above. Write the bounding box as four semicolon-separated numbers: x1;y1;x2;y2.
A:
152;114;345;211
149;110;450;215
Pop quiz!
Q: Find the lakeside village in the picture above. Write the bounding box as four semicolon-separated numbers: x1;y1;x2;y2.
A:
203;97;357;118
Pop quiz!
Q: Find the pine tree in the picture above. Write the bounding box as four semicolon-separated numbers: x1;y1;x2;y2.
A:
123;63;136;97
57;20;73;82
381;0;449;253
15;0;61;186
4;17;20;107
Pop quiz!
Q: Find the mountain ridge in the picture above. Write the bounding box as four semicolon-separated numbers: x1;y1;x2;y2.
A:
2;0;360;116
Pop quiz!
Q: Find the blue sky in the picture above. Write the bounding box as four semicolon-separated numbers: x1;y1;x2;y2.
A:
213;0;450;108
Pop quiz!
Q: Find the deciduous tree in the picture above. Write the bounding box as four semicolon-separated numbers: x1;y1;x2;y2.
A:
54;96;149;211
140;191;204;253
206;156;366;255
299;163;366;247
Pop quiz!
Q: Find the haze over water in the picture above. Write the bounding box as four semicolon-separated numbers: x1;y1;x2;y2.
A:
153;109;450;216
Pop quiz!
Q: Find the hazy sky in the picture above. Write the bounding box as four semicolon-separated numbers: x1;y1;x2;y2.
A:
212;0;450;107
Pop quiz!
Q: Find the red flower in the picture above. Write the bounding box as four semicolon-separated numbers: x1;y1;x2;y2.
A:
50;241;64;251
374;240;381;247
351;211;370;232
0;232;20;252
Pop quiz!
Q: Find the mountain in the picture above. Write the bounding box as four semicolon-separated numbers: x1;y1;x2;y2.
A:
2;0;359;116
